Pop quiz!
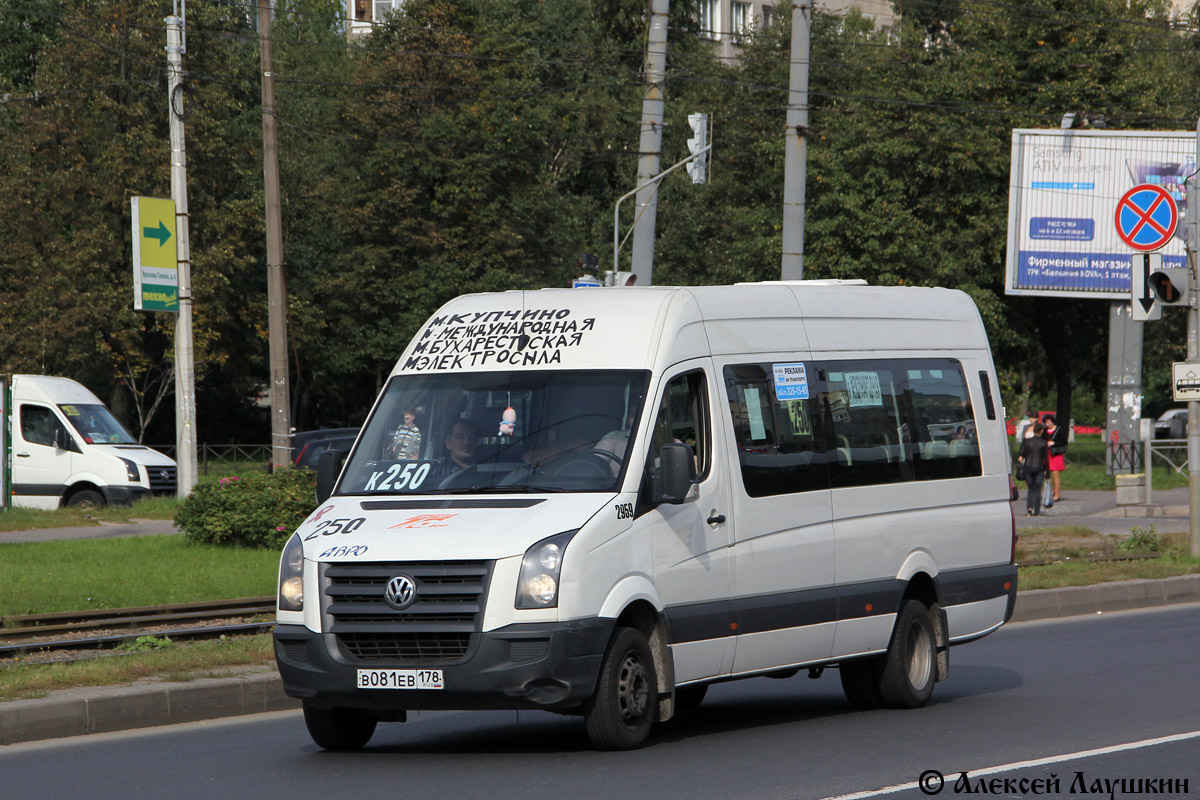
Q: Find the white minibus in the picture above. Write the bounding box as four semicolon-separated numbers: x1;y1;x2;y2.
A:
7;375;176;508
274;282;1017;750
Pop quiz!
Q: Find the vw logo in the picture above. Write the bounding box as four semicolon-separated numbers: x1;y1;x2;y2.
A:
384;575;417;610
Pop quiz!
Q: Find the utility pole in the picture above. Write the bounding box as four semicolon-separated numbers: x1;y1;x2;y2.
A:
258;1;292;470
166;4;198;497
629;0;669;287
1188;118;1200;557
781;0;810;280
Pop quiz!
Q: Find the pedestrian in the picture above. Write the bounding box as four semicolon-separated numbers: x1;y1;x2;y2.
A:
1043;414;1068;502
1018;422;1050;516
1018;411;1039;440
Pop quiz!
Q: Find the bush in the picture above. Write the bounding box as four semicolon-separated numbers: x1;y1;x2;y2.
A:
175;469;318;549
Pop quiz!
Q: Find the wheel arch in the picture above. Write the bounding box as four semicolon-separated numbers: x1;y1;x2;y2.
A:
64;481;106;507
607;596;675;723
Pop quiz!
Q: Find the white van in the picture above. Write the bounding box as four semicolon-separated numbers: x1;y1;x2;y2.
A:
274;282;1017;751
7;375;177;509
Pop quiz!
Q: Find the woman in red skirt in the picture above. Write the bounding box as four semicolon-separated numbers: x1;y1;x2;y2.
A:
1043;415;1068;502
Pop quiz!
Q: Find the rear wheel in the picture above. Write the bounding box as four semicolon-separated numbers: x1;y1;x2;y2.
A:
878;599;937;709
302;703;378;751
584;626;657;750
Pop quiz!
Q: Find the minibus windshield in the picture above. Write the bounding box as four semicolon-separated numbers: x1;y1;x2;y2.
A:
339;370;649;495
58;404;138;444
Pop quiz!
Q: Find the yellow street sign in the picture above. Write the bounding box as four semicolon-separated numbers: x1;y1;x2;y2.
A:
131;196;178;312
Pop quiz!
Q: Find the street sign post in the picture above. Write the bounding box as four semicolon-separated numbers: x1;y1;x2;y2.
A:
131;196;179;312
1115;184;1178;253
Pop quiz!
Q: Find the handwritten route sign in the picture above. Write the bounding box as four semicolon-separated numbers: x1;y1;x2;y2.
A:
1115;184;1178;253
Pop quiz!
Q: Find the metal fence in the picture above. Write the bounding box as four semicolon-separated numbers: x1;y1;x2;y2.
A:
150;444;272;475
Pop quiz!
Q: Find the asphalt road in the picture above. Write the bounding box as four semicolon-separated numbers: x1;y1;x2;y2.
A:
3;605;1197;800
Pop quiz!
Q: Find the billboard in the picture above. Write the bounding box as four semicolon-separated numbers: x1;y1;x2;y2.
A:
1005;129;1194;298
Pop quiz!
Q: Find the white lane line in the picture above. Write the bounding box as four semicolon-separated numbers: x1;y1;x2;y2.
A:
816;729;1200;800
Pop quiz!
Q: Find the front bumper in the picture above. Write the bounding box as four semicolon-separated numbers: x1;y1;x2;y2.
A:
100;486;149;506
274;618;615;713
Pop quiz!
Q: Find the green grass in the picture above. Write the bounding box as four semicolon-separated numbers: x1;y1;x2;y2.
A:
0;496;179;532
0;634;274;701
0;535;279;617
1019;554;1200;590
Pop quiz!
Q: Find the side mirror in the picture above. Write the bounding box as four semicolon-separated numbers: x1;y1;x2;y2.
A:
316;449;345;504
52;428;75;452
659;442;697;504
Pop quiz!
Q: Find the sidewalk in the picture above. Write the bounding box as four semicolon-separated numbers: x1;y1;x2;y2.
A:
0;519;179;544
2;490;1199;747
1010;485;1192;536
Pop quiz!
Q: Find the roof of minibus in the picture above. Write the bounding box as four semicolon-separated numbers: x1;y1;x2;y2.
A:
390;282;985;377
12;375;105;405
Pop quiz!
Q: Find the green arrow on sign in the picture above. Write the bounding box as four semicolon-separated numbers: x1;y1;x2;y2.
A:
143;220;172;247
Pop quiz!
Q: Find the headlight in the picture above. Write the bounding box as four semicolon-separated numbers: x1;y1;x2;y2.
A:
516;530;578;609
278;533;304;611
120;458;140;482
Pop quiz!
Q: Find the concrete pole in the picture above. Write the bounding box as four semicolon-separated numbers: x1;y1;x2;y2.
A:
166;11;198;497
1187;119;1200;557
259;1;292;470
781;0;810;280
629;0;669;287
1104;301;1142;475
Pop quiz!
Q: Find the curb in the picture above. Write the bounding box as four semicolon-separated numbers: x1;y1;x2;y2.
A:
4;579;1200;747
1010;574;1200;622
0;670;299;746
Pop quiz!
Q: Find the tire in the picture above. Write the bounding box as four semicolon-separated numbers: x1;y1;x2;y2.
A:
674;684;708;713
66;489;104;510
878;599;937;709
584;626;657;750
302;703;378;751
839;658;883;710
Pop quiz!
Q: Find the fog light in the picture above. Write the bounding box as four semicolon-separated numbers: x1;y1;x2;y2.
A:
526;574;557;605
281;576;303;608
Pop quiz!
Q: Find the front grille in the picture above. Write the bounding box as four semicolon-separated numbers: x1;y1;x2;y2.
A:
148;465;177;494
339;632;472;661
322;560;492;665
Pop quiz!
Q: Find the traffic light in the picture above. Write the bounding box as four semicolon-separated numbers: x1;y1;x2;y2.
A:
685;113;708;185
604;271;636;287
1148;266;1189;306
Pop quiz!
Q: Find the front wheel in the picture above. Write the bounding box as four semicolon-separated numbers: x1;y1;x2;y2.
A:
302;703;378;751
66;489;104;510
878;599;937;709
584;626;657;750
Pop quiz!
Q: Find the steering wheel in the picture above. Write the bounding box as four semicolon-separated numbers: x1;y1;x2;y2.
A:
546;451;614;479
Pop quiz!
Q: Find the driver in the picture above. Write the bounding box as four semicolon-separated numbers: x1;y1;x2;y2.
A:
441;418;477;476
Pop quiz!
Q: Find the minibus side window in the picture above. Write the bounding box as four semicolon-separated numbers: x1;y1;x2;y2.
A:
722;363;831;498
20;405;65;448
824;362;911;488
640;371;710;510
901;361;981;481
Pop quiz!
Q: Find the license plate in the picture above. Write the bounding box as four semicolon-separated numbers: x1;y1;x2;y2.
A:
356;669;444;690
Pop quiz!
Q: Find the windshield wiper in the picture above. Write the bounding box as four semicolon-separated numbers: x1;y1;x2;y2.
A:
437;485;571;494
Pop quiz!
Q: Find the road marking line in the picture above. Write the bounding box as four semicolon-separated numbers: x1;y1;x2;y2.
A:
816;729;1200;800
